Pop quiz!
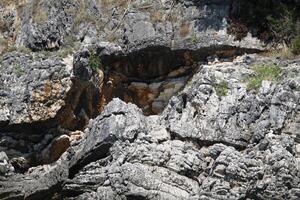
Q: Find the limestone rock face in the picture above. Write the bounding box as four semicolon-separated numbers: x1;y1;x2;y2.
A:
0;52;72;127
0;51;101;167
0;0;264;52
0;52;101;131
0;55;299;200
0;0;300;199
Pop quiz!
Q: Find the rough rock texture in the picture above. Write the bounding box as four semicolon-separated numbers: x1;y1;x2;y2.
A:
0;0;264;53
0;55;299;200
0;52;72;127
0;51;101;167
0;0;300;199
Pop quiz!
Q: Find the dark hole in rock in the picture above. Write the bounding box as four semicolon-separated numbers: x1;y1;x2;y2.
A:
0;45;261;174
68;141;115;179
97;45;260;115
126;195;148;200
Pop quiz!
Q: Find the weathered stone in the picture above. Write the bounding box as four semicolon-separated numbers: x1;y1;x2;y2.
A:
0;151;14;176
41;135;70;164
0;1;300;200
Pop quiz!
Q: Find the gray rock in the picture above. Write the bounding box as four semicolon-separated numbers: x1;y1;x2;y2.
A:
2;0;264;52
0;151;14;176
0;1;300;200
0;51;100;130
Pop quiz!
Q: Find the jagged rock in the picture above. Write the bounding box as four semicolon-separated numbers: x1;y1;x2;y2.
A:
0;52;72;127
10;157;30;173
0;50;102;167
0;52;299;200
1;0;264;52
41;135;70;164
0;51;101;130
0;151;14;176
0;1;300;200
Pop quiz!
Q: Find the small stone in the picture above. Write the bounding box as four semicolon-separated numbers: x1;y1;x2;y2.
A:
296;144;300;157
42;135;70;163
0;151;14;175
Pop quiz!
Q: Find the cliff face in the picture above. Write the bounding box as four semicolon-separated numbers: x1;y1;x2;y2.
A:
0;0;299;200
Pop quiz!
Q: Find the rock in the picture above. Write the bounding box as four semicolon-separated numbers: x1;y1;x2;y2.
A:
10;157;30;173
0;51;101;128
0;50;101;167
0;151;14;176
0;53;72;127
0;65;299;199
2;0;265;52
296;144;300;157
69;130;83;143
0;1;300;200
41;135;70;164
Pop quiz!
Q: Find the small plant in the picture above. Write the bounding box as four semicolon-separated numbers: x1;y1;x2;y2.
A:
57;47;74;58
6;46;18;53
247;63;282;91
215;80;228;97
64;35;77;47
88;52;102;72
292;35;300;55
191;33;199;44
18;47;32;54
14;64;24;77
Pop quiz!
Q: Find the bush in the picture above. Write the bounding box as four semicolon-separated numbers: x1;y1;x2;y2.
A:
215;81;228;97
292;36;300;55
230;1;300;43
267;7;298;44
247;63;282;91
88;53;102;72
14;64;24;77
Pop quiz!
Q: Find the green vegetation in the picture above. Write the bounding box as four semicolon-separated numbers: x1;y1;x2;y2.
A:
247;63;282;91
1;45;32;55
57;48;74;58
191;33;199;44
267;7;300;44
215;80;228;97
292;36;300;55
14;64;24;76
17;47;32;54
64;35;78;47
230;1;300;44
88;53;102;72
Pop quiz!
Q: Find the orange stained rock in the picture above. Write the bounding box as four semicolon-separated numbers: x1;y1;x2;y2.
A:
183;51;193;66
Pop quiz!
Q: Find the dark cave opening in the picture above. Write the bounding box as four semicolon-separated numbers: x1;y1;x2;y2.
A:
0;45;261;176
96;45;260;115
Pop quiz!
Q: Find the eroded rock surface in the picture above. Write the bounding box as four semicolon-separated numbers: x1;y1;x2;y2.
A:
0;0;264;53
1;55;299;200
0;1;300;199
0;51;101;167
